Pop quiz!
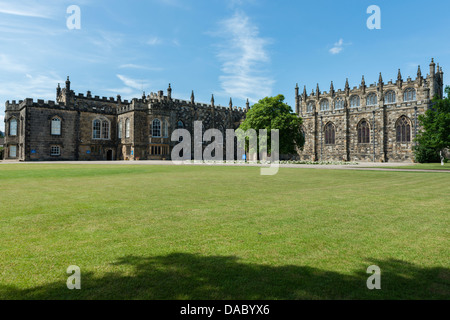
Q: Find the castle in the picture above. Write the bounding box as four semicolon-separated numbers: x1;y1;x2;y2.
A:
2;58;444;162
2;80;246;161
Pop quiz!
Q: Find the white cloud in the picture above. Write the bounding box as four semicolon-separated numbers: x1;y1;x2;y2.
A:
329;38;350;55
0;1;56;18
213;11;274;102
146;36;162;46
0;115;4;132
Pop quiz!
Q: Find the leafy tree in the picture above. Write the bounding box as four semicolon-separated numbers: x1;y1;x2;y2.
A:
414;86;450;163
239;95;305;155
0;130;4;138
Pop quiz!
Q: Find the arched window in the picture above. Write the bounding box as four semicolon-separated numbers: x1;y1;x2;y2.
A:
307;102;315;113
335;98;344;110
51;117;61;135
9;118;17;136
396;116;411;143
385;91;396;104
324;123;335;145
357;120;370;144
93;120;101;139
177;120;184;129
101;120;110;139
152;119;161;137
366;93;377;106
125;119;130;138
163;120;169;138
404;88;416;102
320;99;329;111
118;121;122;139
350;95;360;108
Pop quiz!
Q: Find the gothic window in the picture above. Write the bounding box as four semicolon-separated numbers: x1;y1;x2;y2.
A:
396;116;411;143
307;102;315;113
101;120;110;139
366;93;377;106
118;121;122;139
152;119;161;137
177;120;184;129
163;120;169;138
9;118;17;136
51;145;61;156
385;91;396;104
51;117;61;135
403;88;416;102
350;95;360;108
324;122;335;145
93;120;101;139
125;119;130;138
320;99;329;111
357;120;370;144
335;98;344;110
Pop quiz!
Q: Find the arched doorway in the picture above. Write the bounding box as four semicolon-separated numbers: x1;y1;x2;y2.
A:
106;149;113;161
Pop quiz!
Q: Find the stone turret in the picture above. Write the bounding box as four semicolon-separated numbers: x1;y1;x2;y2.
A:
295;83;300;114
191;90;195;104
167;84;172;100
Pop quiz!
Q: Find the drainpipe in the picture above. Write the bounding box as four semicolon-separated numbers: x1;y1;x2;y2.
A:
414;106;418;147
373;111;376;162
320;115;323;161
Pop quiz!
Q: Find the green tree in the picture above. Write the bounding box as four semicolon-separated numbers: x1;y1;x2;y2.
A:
0;130;4;138
414;86;450;163
239;95;305;155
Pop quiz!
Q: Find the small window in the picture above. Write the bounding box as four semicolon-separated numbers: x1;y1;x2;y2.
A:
152;119;161;137
125;119;130;138
366;93;377;106
101;120;110;139
320;100;329;111
51;118;61;135
350;96;360;108
335;98;344;110
9;145;17;158
163;120;169;138
404;88;416;102
385;91;396;104
51;146;61;156
324;123;335;145
93;120;101;139
9;118;17;136
177;120;184;129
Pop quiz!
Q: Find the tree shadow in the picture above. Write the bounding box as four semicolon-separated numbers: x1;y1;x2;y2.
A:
1;254;448;300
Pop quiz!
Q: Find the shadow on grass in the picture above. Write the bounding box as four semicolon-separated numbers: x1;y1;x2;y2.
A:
1;254;448;300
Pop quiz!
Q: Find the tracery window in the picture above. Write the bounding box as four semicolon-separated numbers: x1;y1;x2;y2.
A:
357;120;370;144
396;116;411;143
324;123;335;145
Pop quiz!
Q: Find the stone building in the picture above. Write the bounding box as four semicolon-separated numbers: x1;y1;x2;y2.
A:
2;58;444;163
2;78;247;161
295;59;444;162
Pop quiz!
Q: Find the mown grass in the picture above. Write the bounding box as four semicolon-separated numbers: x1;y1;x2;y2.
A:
0;164;448;300
374;163;450;171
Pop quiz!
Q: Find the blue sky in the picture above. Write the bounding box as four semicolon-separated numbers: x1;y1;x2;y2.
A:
1;0;450;131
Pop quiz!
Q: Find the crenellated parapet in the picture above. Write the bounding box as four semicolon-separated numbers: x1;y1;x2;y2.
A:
296;59;442;117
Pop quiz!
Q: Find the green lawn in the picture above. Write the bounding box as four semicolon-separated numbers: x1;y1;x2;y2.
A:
0;164;448;300
374;163;450;171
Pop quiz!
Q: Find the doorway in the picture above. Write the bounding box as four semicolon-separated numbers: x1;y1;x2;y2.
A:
107;149;113;161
